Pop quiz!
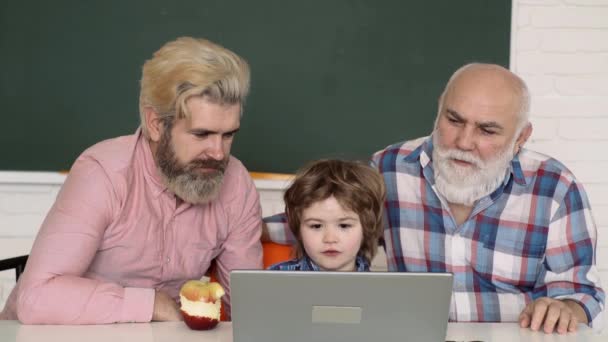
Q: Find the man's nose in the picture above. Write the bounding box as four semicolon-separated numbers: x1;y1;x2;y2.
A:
455;127;475;151
205;135;225;160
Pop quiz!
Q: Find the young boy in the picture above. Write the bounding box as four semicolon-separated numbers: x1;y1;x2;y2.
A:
268;159;386;272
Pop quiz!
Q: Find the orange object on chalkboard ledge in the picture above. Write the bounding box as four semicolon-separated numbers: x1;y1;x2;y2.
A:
249;172;294;181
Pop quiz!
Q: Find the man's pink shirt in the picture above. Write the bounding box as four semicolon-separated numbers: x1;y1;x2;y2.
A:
2;130;263;324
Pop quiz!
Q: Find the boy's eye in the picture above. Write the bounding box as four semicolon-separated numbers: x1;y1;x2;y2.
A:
339;224;352;229
308;224;322;229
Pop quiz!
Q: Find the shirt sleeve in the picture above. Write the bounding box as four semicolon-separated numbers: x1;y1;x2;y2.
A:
536;180;605;328
16;156;155;324
263;213;296;244
213;169;263;319
267;261;284;270
369;155;396;271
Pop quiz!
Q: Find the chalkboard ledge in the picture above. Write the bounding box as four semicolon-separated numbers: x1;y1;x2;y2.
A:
0;171;67;185
0;170;291;191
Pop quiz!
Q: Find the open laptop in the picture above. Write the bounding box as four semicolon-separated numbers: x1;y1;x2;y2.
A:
230;270;453;342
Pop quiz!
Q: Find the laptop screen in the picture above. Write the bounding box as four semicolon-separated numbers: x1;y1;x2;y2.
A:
231;270;453;342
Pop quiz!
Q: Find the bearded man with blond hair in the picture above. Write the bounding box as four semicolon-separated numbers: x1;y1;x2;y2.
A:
1;37;262;324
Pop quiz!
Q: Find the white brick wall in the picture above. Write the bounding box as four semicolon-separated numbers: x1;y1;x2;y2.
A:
511;0;608;325
0;175;61;309
1;0;606;319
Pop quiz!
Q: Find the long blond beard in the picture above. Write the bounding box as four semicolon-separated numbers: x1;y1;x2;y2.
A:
160;169;225;205
432;133;515;205
156;128;228;205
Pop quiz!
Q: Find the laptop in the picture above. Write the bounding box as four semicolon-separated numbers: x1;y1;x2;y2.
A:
230;270;453;342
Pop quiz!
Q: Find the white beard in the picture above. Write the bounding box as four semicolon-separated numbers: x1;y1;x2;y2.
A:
432;133;515;206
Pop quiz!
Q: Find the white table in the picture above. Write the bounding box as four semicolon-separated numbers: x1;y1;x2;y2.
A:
0;320;605;342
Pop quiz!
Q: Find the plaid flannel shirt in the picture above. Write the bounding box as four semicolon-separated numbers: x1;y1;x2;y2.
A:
265;136;604;327
268;254;370;272
372;136;604;326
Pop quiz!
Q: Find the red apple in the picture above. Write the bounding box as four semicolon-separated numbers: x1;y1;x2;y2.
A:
179;280;225;330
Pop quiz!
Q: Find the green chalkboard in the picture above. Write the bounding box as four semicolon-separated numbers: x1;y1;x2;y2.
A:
1;1;511;173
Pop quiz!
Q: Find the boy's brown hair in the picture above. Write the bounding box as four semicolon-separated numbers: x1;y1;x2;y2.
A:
284;159;386;264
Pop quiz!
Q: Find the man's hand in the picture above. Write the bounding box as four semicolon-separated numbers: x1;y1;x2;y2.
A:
519;297;587;334
152;290;182;321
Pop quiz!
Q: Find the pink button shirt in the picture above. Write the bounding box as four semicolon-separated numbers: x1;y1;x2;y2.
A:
2;130;262;324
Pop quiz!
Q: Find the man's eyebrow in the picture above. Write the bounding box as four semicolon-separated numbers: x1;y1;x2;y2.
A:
446;108;504;131
189;129;212;134
477;122;504;131
189;127;241;135
446;108;465;121
224;128;240;135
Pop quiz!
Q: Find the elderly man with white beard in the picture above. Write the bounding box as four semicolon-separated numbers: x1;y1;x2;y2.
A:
372;63;604;334
0;37;263;324
264;63;604;334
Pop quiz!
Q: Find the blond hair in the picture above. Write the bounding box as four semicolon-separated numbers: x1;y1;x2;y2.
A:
139;37;250;137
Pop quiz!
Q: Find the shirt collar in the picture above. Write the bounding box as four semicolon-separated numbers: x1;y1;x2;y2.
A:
510;152;527;186
136;127;169;199
403;137;429;165
299;255;370;272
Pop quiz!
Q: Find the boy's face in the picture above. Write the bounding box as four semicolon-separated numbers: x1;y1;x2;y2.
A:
300;196;363;271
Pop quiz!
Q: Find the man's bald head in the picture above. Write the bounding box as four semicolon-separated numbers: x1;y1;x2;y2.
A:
436;63;530;134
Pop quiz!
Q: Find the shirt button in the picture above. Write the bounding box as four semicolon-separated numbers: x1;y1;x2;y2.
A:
166;257;171;263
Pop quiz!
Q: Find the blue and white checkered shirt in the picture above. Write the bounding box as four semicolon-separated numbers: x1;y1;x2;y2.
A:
268;254;370;272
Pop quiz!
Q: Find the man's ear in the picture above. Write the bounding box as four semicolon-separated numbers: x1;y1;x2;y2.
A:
144;106;164;143
514;122;533;154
